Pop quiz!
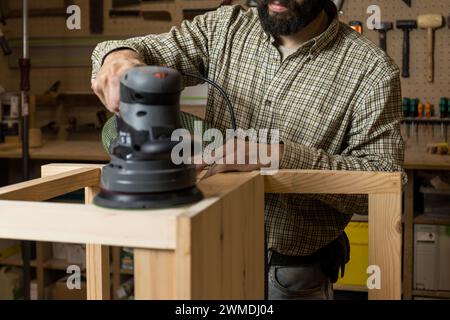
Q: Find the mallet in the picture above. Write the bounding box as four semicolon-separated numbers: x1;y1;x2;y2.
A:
417;14;443;82
396;20;417;78
375;22;393;52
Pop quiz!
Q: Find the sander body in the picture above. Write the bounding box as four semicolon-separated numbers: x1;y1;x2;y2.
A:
94;66;203;209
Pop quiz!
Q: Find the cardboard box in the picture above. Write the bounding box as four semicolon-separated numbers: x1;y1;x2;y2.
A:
52;243;67;260
66;244;86;269
45;276;86;300
0;240;20;261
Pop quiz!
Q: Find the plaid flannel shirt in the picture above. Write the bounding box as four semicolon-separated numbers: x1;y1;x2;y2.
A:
92;4;405;256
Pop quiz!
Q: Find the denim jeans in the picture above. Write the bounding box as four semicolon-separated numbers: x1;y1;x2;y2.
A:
268;262;334;300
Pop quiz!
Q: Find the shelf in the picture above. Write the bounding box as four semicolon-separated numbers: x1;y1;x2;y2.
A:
414;213;450;226
351;214;368;222
333;284;368;293
412;290;450;299
43;258;85;271
0;254;37;267
120;269;134;275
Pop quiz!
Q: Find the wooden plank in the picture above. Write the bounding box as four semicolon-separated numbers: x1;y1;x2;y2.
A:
0;201;179;249
0;141;109;161
0;167;101;201
412;289;450;299
111;247;122;299
368;193;402;300
403;171;415;300
36;242;52;300
134;249;175;300
414;213;450;226
265;170;402;194
41;163;104;177
176;174;264;299
85;186;111;300
86;244;111;300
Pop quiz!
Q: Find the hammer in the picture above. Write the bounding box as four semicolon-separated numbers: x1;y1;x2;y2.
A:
375;22;393;52
396;20;417;78
417;14;443;82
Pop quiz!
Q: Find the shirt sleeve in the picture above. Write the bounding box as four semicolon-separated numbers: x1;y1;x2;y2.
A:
279;67;406;215
91;6;235;85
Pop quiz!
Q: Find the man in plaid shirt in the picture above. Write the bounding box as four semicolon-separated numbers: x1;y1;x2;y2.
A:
92;0;404;299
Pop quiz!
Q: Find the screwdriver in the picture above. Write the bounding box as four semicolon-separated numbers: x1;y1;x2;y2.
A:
425;102;432;139
402;97;410;139
417;101;423;141
349;21;363;34
440;97;448;140
411;98;419;142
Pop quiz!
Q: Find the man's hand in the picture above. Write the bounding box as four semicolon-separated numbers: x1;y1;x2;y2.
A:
199;139;284;179
91;49;146;113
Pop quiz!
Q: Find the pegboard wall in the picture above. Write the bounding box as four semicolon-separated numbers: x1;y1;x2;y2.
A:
0;0;449;109
340;0;450;114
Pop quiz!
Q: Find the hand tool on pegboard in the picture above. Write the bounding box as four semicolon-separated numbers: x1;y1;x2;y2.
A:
90;0;104;34
112;0;141;7
19;0;32;300
109;10;172;21
374;22;393;52
402;98;410;139
112;0;171;8
349;21;363;34
396;20;417;78
417;14;443;83
0;0;11;56
439;98;447;141
8;0;74;19
402;0;412;7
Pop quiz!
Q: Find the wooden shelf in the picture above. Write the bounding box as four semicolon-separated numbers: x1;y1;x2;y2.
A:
412;289;450;299
0;254;37;267
42;258;86;271
351;214;368;222
333;284;368;293
414;213;450;226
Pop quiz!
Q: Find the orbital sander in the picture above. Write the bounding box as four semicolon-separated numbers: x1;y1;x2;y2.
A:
94;66;204;209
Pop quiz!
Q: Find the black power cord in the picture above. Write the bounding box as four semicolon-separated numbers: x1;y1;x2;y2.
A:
182;73;237;131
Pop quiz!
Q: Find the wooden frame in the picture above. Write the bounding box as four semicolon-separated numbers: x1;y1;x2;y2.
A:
0;164;402;300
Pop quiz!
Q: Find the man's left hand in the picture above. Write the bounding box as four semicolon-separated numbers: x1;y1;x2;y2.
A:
198;139;284;179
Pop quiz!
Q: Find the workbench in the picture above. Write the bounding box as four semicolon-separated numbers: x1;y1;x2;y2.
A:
0;163;402;300
0;140;108;162
0;142;447;300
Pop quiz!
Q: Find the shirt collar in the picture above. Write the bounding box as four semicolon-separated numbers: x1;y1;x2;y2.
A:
264;4;340;58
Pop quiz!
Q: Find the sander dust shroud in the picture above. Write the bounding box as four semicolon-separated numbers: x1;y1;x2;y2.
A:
94;66;236;209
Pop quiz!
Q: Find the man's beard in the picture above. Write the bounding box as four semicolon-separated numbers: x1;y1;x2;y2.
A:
257;0;326;36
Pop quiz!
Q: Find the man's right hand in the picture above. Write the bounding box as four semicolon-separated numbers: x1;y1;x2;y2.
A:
91;49;146;113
